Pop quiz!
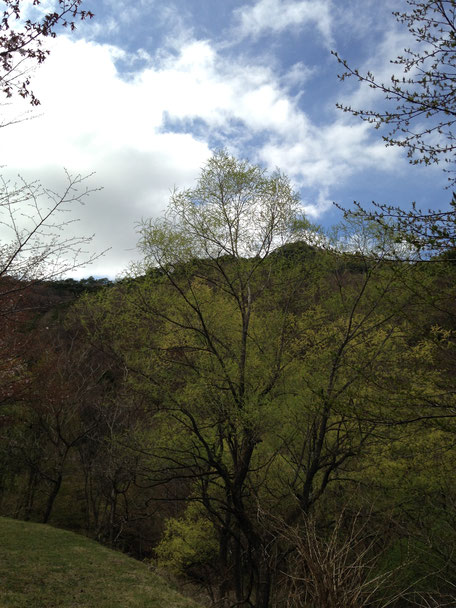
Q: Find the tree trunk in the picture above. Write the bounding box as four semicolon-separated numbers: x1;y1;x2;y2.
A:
43;472;62;523
218;523;231;607
23;468;39;520
255;561;272;608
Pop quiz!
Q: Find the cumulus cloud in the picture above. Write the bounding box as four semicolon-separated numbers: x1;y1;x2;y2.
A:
234;0;333;45
0;38;211;278
1;28;403;277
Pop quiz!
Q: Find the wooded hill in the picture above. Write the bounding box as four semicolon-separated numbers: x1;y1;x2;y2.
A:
1;154;456;608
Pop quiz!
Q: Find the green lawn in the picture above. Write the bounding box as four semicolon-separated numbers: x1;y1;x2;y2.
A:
0;517;201;607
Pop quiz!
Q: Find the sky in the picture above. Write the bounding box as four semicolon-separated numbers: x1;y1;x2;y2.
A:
1;0;452;278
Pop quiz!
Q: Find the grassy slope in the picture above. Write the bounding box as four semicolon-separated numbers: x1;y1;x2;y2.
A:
0;518;200;608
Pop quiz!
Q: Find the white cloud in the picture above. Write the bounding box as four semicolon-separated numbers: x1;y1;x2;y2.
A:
0;38;212;278
1;31;403;278
259;119;402;195
21;0;58;18
281;62;315;90
234;0;333;45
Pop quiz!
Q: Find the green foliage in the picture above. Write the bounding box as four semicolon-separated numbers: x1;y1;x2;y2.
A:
4;151;456;606
137;149;313;271
74;155;453;605
155;504;218;576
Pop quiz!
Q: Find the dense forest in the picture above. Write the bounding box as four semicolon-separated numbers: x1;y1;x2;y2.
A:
2;1;456;607
1;151;456;608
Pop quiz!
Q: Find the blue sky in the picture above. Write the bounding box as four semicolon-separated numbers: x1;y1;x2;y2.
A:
2;0;452;277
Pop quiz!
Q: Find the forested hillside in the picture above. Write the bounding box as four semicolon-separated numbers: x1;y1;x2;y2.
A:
1;152;456;608
2;1;456;607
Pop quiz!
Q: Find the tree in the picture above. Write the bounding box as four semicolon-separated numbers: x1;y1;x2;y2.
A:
0;1;100;313
0;301;119;523
335;0;456;182
82;151;314;607
0;172;100;316
334;0;456;254
337;198;456;256
136;152;313;607
0;0;94;106
272;509;401;608
76;152;442;607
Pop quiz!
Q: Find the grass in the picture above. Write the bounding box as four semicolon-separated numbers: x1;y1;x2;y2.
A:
0;517;201;607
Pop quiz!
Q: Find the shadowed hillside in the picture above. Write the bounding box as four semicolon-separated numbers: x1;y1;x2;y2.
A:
0;517;200;608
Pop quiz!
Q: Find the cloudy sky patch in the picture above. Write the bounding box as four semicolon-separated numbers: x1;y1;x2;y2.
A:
1;0;450;278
